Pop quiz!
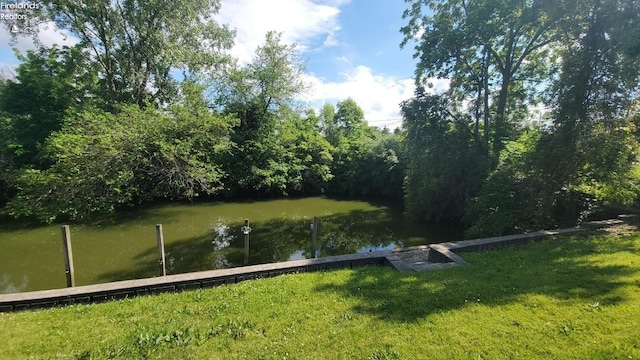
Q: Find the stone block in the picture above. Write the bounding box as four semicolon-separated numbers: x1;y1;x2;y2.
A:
150;285;176;295
176;282;202;292
200;278;226;288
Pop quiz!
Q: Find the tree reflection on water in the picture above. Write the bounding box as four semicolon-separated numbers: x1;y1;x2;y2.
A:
165;208;461;275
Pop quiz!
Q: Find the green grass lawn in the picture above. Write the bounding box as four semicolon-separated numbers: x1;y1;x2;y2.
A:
1;229;639;359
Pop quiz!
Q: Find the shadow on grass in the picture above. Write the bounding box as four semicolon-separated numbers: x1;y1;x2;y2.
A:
313;232;640;323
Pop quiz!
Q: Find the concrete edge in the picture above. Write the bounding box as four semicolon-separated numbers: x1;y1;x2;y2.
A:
428;244;469;266
0;252;391;312
0;216;631;312
424;218;628;268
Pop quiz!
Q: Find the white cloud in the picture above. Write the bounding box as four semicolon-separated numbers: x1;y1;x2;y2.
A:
304;66;413;126
211;1;452;129
32;22;78;48
322;32;339;47
302;66;449;129
214;0;344;64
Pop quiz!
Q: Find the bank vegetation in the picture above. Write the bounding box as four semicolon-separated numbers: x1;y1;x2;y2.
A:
1;0;639;237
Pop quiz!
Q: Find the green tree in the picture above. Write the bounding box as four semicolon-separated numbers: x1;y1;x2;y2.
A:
0;45;96;168
322;98;402;198
0;115;18;205
466;0;640;236
357;130;405;199
325;99;372;196
10;0;234;107
402;91;487;221
278;109;334;195
213;31;309;196
401;0;560;159
539;0;640;199
7;85;234;223
318;103;336;141
332;98;372;143
465;129;554;237
399;0;566;225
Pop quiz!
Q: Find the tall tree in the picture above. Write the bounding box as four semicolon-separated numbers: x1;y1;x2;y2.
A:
314;98;404;199
401;0;561;158
466;0;640;236
332;98;373;144
540;0;640;202
318;103;337;144
399;0;567;223
213;31;309;195
279;109;334;195
402;90;486;221
214;31;307;132
0;114;16;205
10;0;234;107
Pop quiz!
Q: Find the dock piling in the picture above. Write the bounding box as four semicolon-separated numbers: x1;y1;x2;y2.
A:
156;224;166;276
61;225;75;287
311;216;318;258
242;219;252;265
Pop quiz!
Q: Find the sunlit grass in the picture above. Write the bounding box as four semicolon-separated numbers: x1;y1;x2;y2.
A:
1;230;639;359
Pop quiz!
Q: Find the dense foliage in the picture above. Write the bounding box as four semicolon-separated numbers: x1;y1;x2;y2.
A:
10;0;235;107
1;23;400;222
1;0;638;236
6;86;234;222
402;91;487;222
402;0;640;236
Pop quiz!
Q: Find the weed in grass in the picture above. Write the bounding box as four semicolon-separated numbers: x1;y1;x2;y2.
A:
73;350;91;360
131;318;255;355
106;347;126;358
225;317;255;339
558;322;580;336
334;313;353;323
369;345;401;360
135;327;198;349
580;301;602;312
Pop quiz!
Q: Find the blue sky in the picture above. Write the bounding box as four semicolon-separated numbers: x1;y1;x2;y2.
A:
213;0;428;128
314;0;414;80
0;0;446;128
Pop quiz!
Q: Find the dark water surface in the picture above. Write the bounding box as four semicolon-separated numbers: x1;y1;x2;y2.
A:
0;197;462;293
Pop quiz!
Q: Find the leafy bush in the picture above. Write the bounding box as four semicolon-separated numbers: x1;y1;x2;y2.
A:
466;124;640;238
7;92;234;223
465;129;554;238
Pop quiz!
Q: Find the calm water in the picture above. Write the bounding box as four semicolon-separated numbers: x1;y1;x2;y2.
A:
0;197;462;294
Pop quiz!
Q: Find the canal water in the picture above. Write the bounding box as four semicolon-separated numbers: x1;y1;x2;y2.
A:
0;197;462;294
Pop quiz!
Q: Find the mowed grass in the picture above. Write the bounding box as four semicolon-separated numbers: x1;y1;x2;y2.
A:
1;230;639;359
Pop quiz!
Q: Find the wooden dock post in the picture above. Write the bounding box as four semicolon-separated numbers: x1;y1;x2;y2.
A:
156;224;166;276
311;216;318;258
61;225;75;287
242;219;251;265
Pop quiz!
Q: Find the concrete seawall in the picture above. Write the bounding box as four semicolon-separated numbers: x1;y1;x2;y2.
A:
0;252;391;312
0;218;626;312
